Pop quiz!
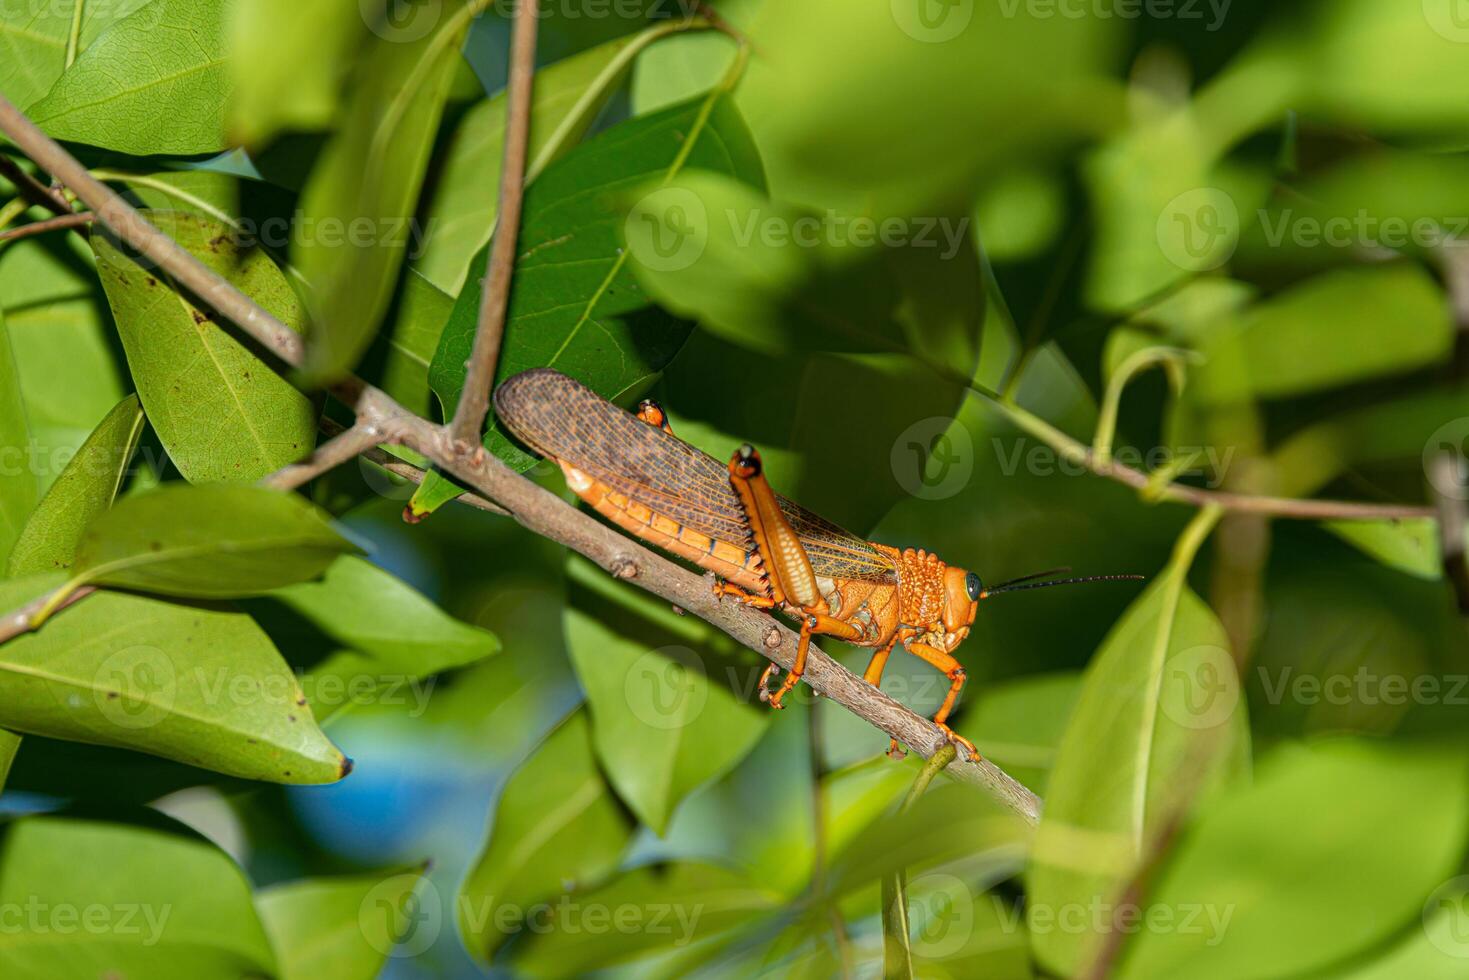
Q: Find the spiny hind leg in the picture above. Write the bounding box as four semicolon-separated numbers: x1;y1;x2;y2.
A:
761;612;862;710
712;578;776;609
905;640;979;760
636;398;675;435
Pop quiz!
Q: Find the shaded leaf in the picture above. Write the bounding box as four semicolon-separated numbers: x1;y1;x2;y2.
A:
1323;518;1440;581
0;814;278;977
70;483;358;599
427;89;765;473
28;0;231;155
0;311;38;567
269;554;498;673
258;866;427;980
295;1;470;383
458;710;634;962
7;394;145;576
564;558;768;834
0;574;348;783
91;210;316;483
378;269;454;418
0;728;17;793
1117;740;1469;979
415;29;657;295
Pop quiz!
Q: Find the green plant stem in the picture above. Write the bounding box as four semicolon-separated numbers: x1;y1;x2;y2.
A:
882;744;959;978
1092;346;1193;459
65;0;85;68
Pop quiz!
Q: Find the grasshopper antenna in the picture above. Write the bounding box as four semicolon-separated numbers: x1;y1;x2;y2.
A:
983;572;1145;597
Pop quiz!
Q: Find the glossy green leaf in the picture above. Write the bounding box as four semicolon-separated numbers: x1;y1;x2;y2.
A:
91;210;316;483
70;483;358;598
7;394;145;576
258;866;427;980
270;554;498;672
416;30;656;295
0;0;150;109
1195;264;1453;404
1117;740;1469;980
510;862;779;975
458;710;635;963
0;574;348;782
0;237;126;481
0;311;38;568
564;559;768;834
1323;518;1441;581
28;0;231;155
0;728;18;793
295;3;470;383
226;0;366;147
0;814;279;977
427;90;765;474
1029;513;1246;978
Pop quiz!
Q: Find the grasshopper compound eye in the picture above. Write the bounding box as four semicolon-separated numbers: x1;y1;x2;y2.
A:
965;572;984;601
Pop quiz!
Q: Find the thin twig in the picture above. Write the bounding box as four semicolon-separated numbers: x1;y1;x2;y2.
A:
261;424;386;491
316;416;509;516
448;0;539;447
0;586;95;646
0;154;70;216
0;211;92;243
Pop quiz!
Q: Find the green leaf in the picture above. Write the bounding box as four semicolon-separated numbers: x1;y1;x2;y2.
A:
7;394;146;577
564;558;769;834
1195;264;1453;404
415;29;660;295
1323;518;1441;581
955;672;1083;796
427;89;766;474
0;728;18;793
0;575;349;783
458;710;634;963
28;0;231;155
1029;510;1247;978
1341;885;1469;980
0;814;279;977
91;210;317;483
1117;740;1469;980
0;0;150;110
378;269;454;418
0;237;126;481
0;310;38;568
226;0;367;148
509;862;779;975
270;554;498;673
258;866;428;980
68;483;358;599
295;3;471;383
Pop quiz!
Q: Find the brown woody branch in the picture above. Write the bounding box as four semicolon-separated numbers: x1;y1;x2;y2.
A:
0;211;92;242
448;0;539;447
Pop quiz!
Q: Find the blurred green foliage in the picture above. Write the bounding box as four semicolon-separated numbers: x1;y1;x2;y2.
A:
0;1;1467;978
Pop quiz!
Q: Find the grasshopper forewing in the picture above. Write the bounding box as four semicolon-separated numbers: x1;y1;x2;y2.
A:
495;368;1141;760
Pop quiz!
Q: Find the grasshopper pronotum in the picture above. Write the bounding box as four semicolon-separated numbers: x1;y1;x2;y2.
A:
495;369;1141;759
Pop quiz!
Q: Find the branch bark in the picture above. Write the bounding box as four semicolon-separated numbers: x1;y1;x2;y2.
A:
448;0;539;446
0;153;71;216
0;211;93;243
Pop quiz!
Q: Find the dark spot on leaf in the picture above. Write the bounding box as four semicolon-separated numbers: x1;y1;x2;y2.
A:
283;770;292;777
288;714;297;722
148;541;162;552
145;276;157;287
190;309;207;325
106;692;119;699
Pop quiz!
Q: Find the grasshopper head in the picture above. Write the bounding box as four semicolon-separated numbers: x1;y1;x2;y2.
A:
939;566;984;649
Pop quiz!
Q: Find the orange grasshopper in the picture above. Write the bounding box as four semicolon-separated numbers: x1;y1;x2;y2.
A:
495;369;1141;759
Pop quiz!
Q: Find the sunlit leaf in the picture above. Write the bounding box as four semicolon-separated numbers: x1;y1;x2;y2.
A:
70;483;358;598
0;0;150;110
8;394;145;576
258;866;428;980
0;575;349;783
28;0;231;155
91;210;316;483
